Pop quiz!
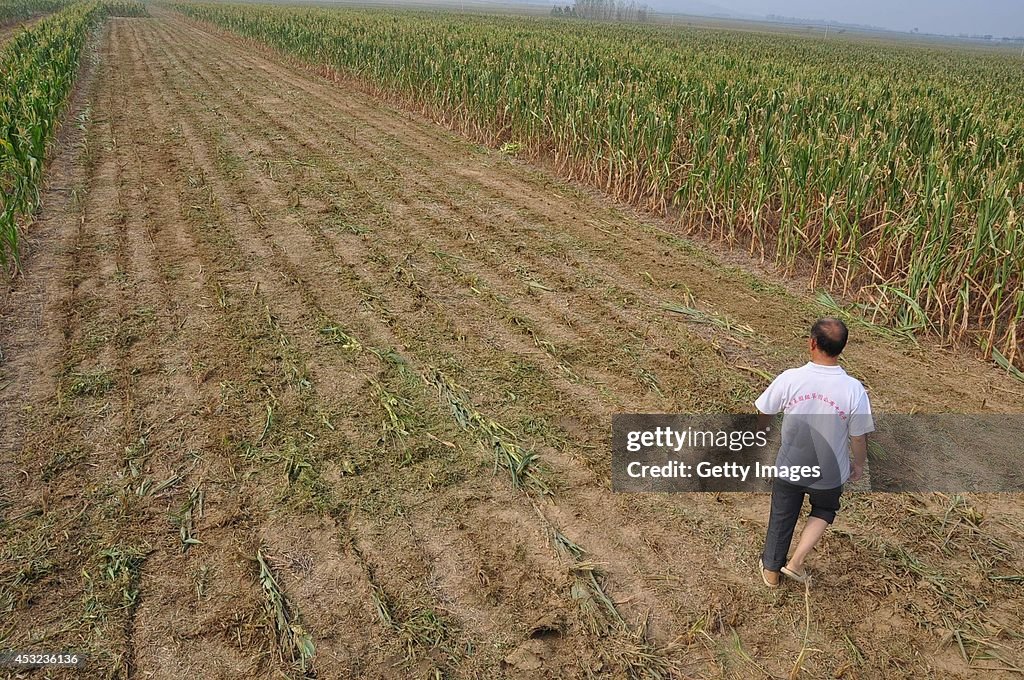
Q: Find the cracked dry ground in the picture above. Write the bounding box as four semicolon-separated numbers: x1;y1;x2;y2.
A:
2;13;1023;680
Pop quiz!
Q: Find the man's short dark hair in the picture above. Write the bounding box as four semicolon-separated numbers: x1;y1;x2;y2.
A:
810;318;848;357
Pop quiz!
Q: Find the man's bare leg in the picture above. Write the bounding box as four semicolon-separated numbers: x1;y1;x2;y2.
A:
786;517;829;574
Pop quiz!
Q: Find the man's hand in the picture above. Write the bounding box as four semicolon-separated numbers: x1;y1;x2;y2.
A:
850;434;868;483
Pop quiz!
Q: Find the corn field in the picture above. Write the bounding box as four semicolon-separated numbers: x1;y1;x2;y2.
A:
0;0;66;25
0;1;99;266
98;0;145;17
0;1;144;269
2;8;1023;677
173;3;1024;365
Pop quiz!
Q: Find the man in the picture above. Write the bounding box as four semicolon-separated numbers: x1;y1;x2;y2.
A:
755;318;873;587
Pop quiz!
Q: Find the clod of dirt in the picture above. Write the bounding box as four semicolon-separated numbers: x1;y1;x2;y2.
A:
503;639;548;671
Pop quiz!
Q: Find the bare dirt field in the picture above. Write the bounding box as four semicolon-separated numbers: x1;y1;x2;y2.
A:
2;13;1023;679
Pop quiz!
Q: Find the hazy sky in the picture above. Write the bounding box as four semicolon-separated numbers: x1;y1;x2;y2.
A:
704;0;1024;36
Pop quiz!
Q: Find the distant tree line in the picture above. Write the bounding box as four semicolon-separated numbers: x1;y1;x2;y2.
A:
766;13;1024;42
552;0;650;22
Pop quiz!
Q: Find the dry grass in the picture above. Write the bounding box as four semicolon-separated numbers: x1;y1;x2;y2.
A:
253;548;316;674
550;527;681;679
426;369;550;494
835;493;1024;673
174;486;204;553
662;303;755;338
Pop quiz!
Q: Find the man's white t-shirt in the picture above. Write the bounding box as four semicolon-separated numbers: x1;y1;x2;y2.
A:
755;362;874;488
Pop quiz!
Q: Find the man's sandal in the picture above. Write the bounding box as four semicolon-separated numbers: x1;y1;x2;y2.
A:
781;565;810;583
759;559;780;589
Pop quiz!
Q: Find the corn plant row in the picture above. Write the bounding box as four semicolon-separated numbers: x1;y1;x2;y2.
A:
0;1;102;268
102;1;146;17
173;3;1023;365
0;0;66;26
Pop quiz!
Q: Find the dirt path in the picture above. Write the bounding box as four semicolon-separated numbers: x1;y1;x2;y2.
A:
1;13;1022;679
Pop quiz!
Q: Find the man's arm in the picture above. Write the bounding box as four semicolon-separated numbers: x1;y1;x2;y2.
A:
754;373;786;420
849;434;867;482
848;387;873;483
